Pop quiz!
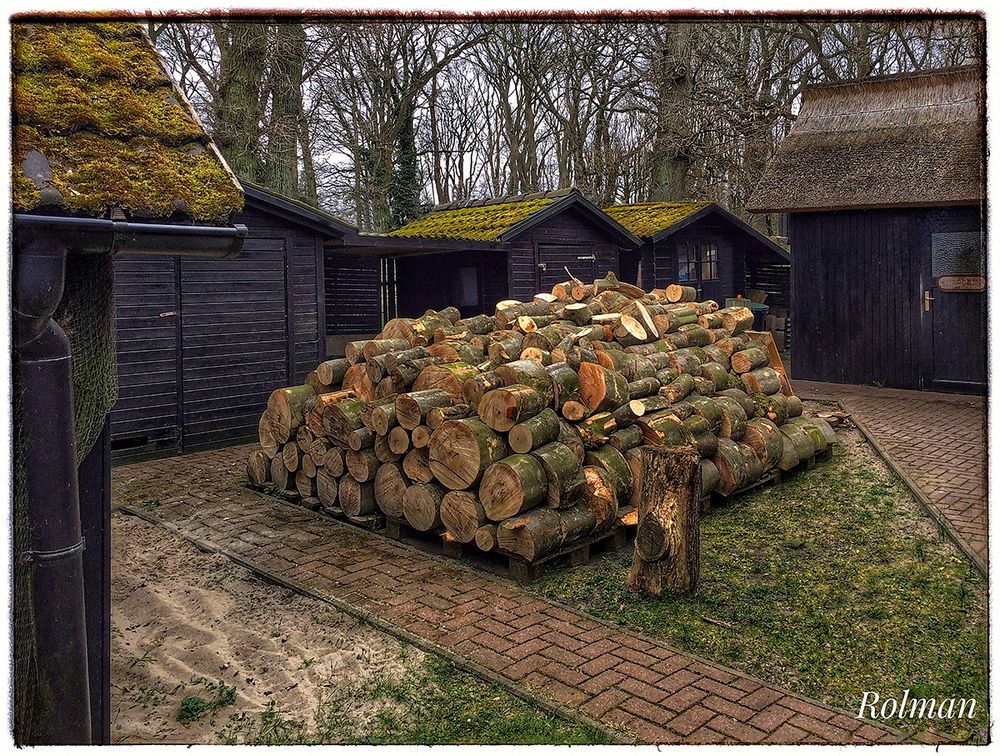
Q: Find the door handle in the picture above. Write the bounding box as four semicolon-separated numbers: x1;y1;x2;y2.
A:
923;291;935;312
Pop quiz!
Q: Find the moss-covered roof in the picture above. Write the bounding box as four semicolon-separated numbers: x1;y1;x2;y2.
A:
386;193;564;241
602;202;710;239
12;22;243;223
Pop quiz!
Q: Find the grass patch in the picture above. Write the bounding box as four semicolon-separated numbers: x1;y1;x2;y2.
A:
535;430;987;743
177;678;237;726
218;655;610;744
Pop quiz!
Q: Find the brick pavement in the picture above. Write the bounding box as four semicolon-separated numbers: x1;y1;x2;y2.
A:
795;381;986;572
112;447;899;745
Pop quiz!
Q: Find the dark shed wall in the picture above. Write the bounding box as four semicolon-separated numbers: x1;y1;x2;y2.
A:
324;251;382;336
789;205;982;390
111;204;327;458
508;207;623;300
394;250;508;319
652;223;743;305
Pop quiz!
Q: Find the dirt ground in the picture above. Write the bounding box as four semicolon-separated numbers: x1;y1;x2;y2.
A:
111;512;421;744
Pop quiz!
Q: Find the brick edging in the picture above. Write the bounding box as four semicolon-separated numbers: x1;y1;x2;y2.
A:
118;505;634;745
821;398;987;577
120;496;905;743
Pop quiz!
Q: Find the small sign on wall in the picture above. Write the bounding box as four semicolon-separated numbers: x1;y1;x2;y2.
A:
937;275;986;293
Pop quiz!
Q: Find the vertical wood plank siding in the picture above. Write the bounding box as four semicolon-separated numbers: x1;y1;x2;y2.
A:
789;205;981;389
112;204;334;459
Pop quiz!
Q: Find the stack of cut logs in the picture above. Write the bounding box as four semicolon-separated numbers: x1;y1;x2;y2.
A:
247;274;837;563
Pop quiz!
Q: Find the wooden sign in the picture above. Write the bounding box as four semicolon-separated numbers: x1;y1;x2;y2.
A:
938;275;986;293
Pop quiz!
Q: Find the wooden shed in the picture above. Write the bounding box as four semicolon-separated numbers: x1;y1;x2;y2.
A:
748;66;985;393
354;188;641;319
112;182;369;460
603;201;792;310
12;21;248;743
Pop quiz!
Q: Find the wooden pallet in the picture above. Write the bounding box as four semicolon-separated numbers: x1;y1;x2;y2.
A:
384;507;637;582
247;483;384;529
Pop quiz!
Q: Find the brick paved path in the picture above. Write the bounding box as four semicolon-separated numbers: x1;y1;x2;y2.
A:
795;381;986;572
112;448;897;745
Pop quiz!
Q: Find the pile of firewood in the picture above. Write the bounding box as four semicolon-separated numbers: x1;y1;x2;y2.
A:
247;273;837;563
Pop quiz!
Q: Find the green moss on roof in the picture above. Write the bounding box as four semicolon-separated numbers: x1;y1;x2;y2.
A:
12;23;243;223
603;202;710;239
386;197;557;241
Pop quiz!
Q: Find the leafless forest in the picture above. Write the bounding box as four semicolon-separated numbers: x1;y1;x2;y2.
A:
150;18;982;233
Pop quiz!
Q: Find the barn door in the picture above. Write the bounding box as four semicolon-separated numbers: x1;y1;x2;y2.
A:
536;244;597;291
923;231;986;394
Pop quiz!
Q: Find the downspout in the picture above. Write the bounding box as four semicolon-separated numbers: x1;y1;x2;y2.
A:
12;214;245;744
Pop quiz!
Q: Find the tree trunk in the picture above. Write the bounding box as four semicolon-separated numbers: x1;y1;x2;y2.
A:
626;446;700;596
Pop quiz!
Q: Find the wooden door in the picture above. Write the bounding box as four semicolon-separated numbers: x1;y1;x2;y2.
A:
536;244;597;291
110;256;182;458
924;231;986;394
179;237;291;450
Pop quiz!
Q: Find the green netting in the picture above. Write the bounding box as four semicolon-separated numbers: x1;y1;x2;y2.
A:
54;251;119;461
14;250;118;742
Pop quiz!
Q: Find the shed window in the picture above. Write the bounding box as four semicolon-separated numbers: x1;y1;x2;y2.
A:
677;242;719;283
454;266;479;307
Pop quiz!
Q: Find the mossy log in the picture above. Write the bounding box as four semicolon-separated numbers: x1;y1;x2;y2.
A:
395;388;453;430
315;358;351;386
668;348;704;376
637;410;693;448
362;339;411;361
743;418;784;470
683;415;720;458
753;393;791;425
678;323;711;347
578;362;629;414
480;453;549;520
509;408;561;454
778;423;814;471
494;359;555;402
584;444;632;503
427;340;485;365
627;446;700;596
659;374;695;403
413;361;482;401
479;384;549;432
714;396;749;440
609;424;644;452
700;361;730;390
428;418;510;490
731;347;768;374
716;388;756;418
628;377;662;400
712;438;765;496
530;441;586;509
497;505;595;562
718;306;754;335
557;419;586;463
342;363;377;401
665;284;697;303
462;371;504;409
741;367;782;396
582;465;619;532
700;458;720;495
266;384;316;443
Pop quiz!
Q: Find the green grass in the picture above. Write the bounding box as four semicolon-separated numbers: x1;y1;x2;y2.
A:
535;432;988;743
217;655;610;744
177;678;237;726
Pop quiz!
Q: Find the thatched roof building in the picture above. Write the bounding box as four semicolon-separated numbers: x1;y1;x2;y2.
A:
747;65;984;213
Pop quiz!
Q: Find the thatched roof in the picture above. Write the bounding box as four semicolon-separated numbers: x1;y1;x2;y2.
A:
12;22;243;223
747;66;984;213
386;188;641;246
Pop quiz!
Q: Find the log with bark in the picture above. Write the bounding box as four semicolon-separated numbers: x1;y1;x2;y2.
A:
627;446;701;595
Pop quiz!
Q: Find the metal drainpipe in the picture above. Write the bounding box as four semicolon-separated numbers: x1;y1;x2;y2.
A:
14;229;92;744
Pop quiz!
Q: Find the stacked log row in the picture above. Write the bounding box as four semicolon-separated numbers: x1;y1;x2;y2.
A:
247;272;837;562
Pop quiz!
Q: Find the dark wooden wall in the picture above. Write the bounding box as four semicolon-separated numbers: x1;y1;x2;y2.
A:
111;204;328;460
394;250;508;319
508;207;623;300
789;205;982;390
652;224;743;305
324;251;382;335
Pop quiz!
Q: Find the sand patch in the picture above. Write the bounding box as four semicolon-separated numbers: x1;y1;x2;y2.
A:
111;512;422;744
